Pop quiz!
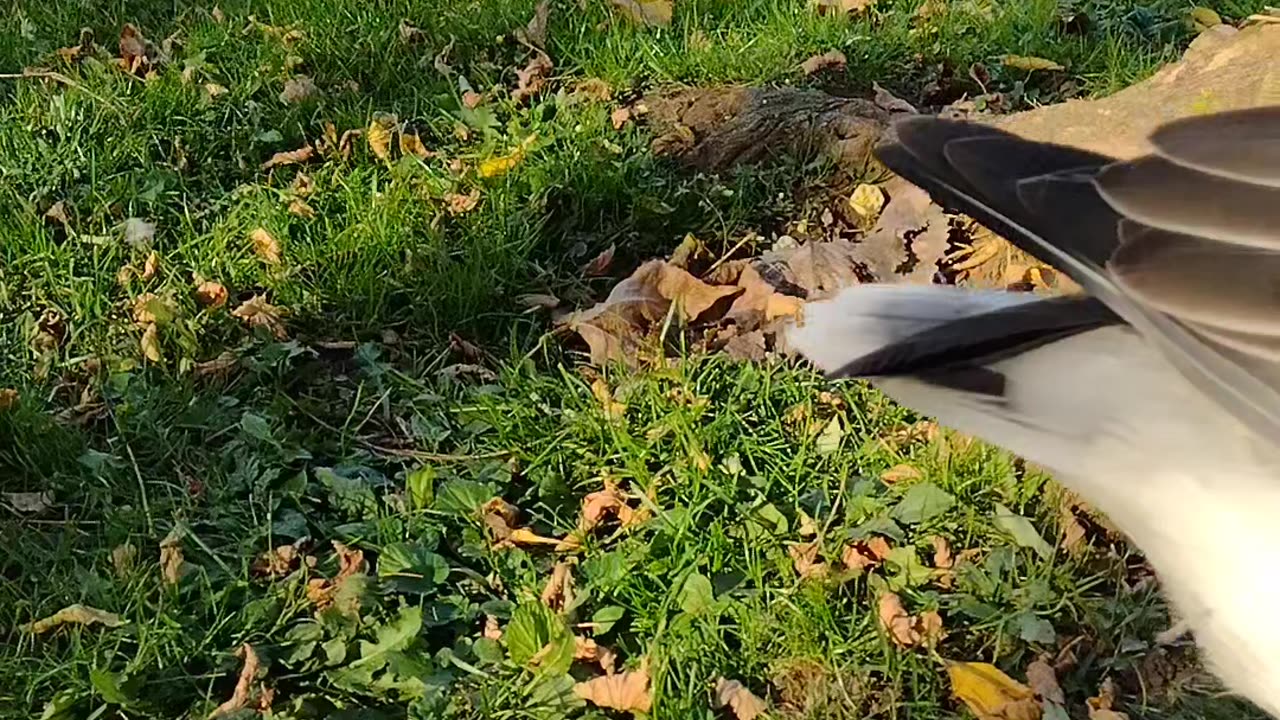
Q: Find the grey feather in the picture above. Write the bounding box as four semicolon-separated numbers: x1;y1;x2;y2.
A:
1150;107;1280;187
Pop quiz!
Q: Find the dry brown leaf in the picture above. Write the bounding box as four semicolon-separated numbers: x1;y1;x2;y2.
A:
931;535;954;569
714;677;768;720
231;296;288;339
211;643;261;718
288;199;315;218
250;228;281;265
444;189;481;215
0;388;17;411
841;536;891;572
518;293;561;311
261;144;314;170
204;82;229;99
789;541;829;580
195;280;229;308
21;604;125;635
119;23;148;73
483;497;571;549
815;0;876;14
279;75;318;104
575;636;618;674
581;244;617;276
141;251;160;280
45;201;70;226
574;660;652;714
306;541;368;614
947;661;1041;720
611;106;632;130
252;544;301;578
1002;55;1065;72
513;51;553;103
651;263;740;320
367;116;395;161
610;0;673;26
400;131;432;159
879;593;920;647
800;50;847;75
1026;659;1064;706
1087;679;1129;720
140;322;162;362
484;615;503;640
1060;503;1089;556
159;527;187;585
540;560;576;611
724;264;803;330
881;464;923;485
111;543;138;577
518;0;552;48
575;78;614;102
194;351;240;377
590;377;627;421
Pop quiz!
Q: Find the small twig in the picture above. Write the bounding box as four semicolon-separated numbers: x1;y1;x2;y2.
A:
703;232;756;276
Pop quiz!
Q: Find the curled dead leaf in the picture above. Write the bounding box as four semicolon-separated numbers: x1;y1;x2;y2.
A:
252;543;301;578
1002;55;1065;72
575;636;618;674
141;251;160;281
880;464;923;485
714;677;768;720
194;351;240;377
878;593;944;648
119;23;148;73
590;377;627;421
800;50;847;76
581;244;617;276
462;89;484;108
541;560;576;612
931;536;953;569
484;615;503;640
947;661;1041;720
21;604;125;635
444;189;481;215
194;281;229;308
159;527;188;586
575;78;613;102
111;543;138;577
1087;679;1129;720
789;541;830;580
1026;658;1064;706
512;51;553;103
261;144;314;170
231;296;288;339
250;228;281;265
399;131;432;159
574;660;652;714
0;388;17;410
288;199;315;218
610;106;632;130
305;541;367;616
479;134;537;177
367;115;395;161
841;535;891;572
210;643;262;718
140;322;162;362
279;75;317;104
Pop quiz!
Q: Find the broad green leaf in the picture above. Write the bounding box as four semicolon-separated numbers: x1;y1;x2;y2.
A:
90;668;130;705
815;415;845;456
240;412;274;442
891;483;955;524
506;602;575;676
679;572;715;615
316;467;379;516
406;466;435;510
591;605;626;635
1015;612;1057;645
885;547;933;590
353;606;423;669
433;479;495;517
993;503;1053;559
378;542;450;594
473;637;504;664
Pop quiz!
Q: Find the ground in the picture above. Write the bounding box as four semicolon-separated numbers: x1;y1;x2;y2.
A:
0;1;1271;719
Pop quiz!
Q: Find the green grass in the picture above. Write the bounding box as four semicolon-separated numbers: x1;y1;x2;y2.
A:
0;0;1272;718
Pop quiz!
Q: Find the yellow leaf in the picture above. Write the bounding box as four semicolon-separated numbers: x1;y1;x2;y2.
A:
231;296;289;339
367;116;394;160
251;228;281;265
479;134;538;178
714;677;767;720
399;131;432;159
574;660;652;714
195;280;229;308
142;251;160;280
508;527;565;546
609;0;673;26
880;463;923;484
1001;55;1064;72
21;604;125;635
947;661;1041;720
1188;7;1222;32
141;323;162;363
590;378;627;421
849;183;886;222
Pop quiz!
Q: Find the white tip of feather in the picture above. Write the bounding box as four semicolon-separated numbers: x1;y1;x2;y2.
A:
787;285;1037;372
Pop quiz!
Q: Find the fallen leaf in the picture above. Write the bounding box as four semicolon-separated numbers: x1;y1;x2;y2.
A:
252;544;301;578
0;388;16;410
159;527;187;586
1026;659;1064;706
650;262;739;320
1002;55;1064;72
195;280;229;308
518;0;552;48
800;50;847;75
122;217;156;248
231;296;288;339
575;660;652;713
517;293;560;311
513;51;553;103
21;604;125;634
842;536;891;572
140;323;162;362
141;251;160;280
581;244;617;276
111;543;138;577
279;75;318;104
305;541;368;616
590;377;627;421
848;183;886;224
610;106;632;130
444;189;480;215
575;636;618;674
433;36;455;76
578;480;641;533
119;23;148;73
724;264;804;330
194;351;240;377
484;615;503;640
540;560;576;612
288;199;315;218
261;144;314;170
815;0;876;14
931;536;953;569
367;115;395;161
462;89;484;108
4;491;53;513
880;464;923;484
400;131;432;159
483;497;571;549
610;0;673;26
479;134;537;177
211;643;261;718
204;82;229;98
1087;679;1129;720
714;677;767;720
45;201;70;226
575;78;613;102
250;228;281;265
947;661;1041;720
399;19;425;43
879;593;919;646
790;541;829;580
